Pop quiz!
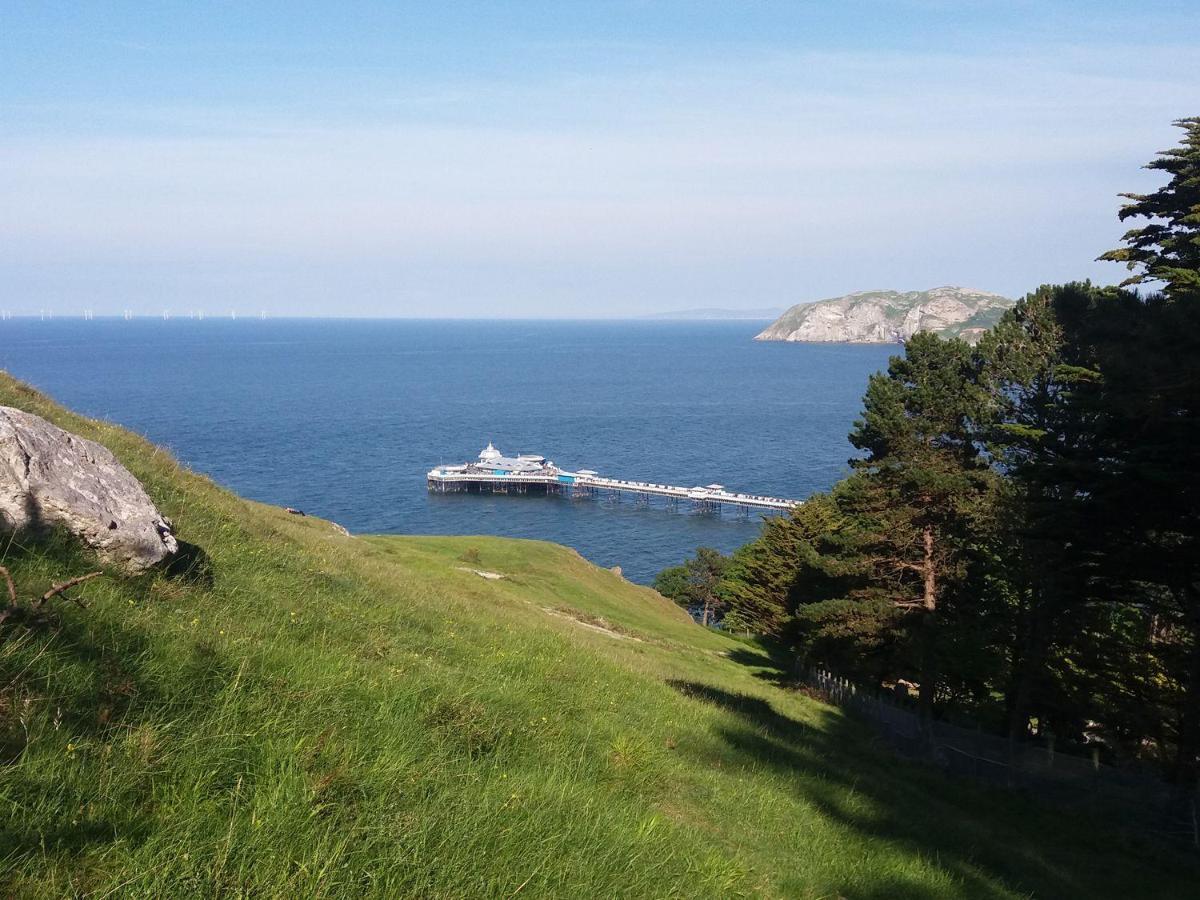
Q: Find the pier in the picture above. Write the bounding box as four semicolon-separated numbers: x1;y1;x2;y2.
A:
427;444;800;515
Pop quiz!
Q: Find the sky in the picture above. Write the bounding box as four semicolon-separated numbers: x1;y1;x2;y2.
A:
1;2;1198;318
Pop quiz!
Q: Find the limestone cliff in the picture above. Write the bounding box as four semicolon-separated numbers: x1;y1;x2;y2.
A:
755;286;1013;344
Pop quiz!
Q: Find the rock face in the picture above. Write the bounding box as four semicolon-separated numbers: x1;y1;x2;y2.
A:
0;406;178;572
755;286;1013;344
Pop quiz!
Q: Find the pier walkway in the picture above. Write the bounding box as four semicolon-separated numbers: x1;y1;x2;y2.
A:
427;444;800;514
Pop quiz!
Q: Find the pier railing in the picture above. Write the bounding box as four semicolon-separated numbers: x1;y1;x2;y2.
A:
574;475;796;510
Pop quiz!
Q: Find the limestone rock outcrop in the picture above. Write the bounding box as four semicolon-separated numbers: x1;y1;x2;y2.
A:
0;406;178;572
755;286;1013;344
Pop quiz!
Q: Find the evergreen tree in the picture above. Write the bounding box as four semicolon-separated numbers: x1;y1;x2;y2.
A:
686;547;729;627
845;332;997;726
721;493;845;637
1096;118;1200;789
1099;116;1200;299
976;283;1121;742
652;564;690;607
654;548;730;626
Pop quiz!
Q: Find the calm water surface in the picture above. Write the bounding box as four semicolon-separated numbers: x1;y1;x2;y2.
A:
0;319;894;582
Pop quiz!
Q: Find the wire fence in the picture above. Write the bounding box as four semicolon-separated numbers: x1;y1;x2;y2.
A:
804;667;1200;849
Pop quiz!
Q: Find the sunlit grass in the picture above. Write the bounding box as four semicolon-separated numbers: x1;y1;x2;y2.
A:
0;371;1195;898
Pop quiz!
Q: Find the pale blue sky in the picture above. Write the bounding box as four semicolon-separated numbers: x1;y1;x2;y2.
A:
2;2;1197;317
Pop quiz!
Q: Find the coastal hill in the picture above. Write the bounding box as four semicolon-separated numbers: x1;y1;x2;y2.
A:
756;286;1013;344
1;371;1193;897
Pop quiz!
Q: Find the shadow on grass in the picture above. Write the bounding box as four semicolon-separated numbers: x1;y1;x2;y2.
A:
0;534;226;863
721;640;800;687
666;678;1198;899
668;679;810;744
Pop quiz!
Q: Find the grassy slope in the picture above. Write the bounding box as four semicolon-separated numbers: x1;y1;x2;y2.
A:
0;373;1195;898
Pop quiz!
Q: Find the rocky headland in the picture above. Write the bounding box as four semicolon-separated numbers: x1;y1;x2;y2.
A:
755;286;1013;344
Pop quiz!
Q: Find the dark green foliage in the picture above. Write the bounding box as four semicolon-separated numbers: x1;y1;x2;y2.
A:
794;598;908;683
839;333;998;723
721;493;847;637
652;564;690;606
1099;116;1200;298
653;547;729;625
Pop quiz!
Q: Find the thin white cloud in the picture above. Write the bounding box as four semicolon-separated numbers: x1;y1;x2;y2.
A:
0;44;1195;315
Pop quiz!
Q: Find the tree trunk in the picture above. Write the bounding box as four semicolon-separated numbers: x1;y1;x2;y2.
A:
917;525;938;744
702;597;710;628
921;525;936;612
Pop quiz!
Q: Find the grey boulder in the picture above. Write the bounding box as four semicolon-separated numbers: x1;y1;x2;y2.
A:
0;406;178;572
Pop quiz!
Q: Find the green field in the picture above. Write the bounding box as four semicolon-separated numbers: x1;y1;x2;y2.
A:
0;371;1195;898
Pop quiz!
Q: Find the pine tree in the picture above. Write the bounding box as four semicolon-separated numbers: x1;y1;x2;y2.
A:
845;332;997;728
654;548;730;626
1099;117;1200;299
721;492;845;637
687;547;729;627
977;283;1138;743
1098;117;1200;790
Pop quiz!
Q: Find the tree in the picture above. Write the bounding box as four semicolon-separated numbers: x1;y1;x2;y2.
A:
1096;117;1200;790
1099;116;1200;299
652;564;690;607
793;596;910;686
844;332;997;727
686;548;729;627
976;283;1114;742
721;492;846;637
653;548;730;626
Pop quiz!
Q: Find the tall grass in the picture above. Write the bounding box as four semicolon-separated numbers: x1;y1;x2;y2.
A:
0;372;1196;897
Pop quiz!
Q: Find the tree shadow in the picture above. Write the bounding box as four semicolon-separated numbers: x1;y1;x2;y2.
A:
0;816;155;859
668;679;811;744
721;641;800;687
666;679;1198;898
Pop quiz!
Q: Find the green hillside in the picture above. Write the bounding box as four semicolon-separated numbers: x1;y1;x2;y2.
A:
0;372;1194;898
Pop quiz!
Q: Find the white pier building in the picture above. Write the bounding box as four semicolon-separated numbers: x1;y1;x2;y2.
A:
427;444;800;514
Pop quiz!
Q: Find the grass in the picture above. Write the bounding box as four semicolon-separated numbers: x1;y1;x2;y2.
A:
0;370;1196;898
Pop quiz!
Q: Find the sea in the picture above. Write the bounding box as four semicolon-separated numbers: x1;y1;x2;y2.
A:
0;319;895;583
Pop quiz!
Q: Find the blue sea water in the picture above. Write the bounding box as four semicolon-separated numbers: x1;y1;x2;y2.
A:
0;319;894;583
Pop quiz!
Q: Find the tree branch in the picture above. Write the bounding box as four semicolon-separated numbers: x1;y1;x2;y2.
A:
36;572;103;608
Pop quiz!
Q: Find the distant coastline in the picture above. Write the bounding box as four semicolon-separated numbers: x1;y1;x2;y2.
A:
642;306;784;320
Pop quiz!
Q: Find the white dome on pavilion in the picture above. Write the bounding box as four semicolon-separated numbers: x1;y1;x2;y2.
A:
479;442;502;462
